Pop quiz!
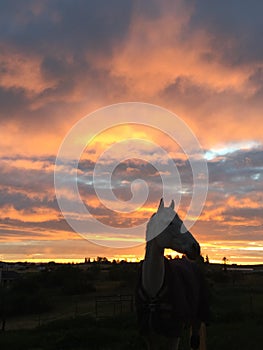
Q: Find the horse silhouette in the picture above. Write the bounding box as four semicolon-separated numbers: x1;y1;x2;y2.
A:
136;199;209;350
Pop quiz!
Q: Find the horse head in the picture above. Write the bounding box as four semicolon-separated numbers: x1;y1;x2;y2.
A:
146;198;200;260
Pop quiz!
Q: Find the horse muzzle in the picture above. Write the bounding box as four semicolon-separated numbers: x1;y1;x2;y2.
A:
186;242;200;260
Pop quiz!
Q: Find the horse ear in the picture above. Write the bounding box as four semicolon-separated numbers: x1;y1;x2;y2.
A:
169;200;175;210
158;198;164;211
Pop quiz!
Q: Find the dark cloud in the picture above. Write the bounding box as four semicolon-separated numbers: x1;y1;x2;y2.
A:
134;0;164;20
0;0;133;55
162;75;248;109
189;0;263;65
247;67;263;101
161;74;263;134
0;163;53;193
40;55;87;84
0;0;132;128
223;207;263;222
78;159;96;172
0;87;29;119
196;220;263;242
207;148;263;188
0;154;56;164
0;188;58;212
0;226;47;240
0;68;124;130
161;76;213;109
0;217;73;234
0;85;76;130
78;157;194;204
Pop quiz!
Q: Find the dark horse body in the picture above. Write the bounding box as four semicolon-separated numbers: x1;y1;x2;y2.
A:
136;257;209;348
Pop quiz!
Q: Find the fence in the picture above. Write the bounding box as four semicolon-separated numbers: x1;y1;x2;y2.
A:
95;294;134;318
3;294;135;330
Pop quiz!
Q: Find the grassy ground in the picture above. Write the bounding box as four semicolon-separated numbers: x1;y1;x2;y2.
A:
0;312;262;350
0;265;262;349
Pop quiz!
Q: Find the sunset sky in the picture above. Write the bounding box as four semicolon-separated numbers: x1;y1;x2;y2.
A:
0;0;263;264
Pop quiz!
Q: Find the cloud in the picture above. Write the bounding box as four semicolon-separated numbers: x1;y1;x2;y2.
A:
1;0;262;148
161;76;263;146
0;86;29;117
0;156;54;194
1;146;262;237
0;0;133;54
207;147;263;189
189;0;263;66
0;188;56;211
0;0;132;133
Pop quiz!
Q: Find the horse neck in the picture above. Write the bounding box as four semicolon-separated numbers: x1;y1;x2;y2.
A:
142;237;165;299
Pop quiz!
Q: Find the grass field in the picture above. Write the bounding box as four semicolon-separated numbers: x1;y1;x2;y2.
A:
0;312;262;350
0;263;262;349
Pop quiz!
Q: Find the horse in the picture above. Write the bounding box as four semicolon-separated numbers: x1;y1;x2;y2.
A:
135;199;209;350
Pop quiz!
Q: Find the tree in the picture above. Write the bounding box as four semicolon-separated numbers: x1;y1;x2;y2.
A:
96;256;109;263
222;256;228;271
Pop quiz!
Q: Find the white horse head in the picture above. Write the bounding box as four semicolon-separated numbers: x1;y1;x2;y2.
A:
146;198;200;259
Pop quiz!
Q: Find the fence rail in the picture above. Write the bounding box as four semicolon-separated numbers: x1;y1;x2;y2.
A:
3;294;135;330
95;294;134;318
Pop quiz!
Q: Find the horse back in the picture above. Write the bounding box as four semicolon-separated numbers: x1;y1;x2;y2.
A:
135;258;209;338
167;258;204;319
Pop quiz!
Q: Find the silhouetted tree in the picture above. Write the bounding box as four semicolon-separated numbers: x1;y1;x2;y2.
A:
96;256;109;263
222;257;228;271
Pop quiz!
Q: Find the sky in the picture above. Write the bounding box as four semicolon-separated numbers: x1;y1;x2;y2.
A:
0;0;263;264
